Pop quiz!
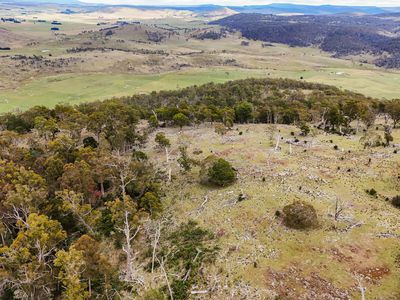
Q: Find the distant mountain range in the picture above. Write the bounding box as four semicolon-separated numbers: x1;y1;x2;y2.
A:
228;3;400;15
2;1;400;15
0;0;81;4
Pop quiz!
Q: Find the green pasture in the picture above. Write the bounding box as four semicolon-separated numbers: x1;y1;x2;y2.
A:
1;66;400;113
0;69;268;112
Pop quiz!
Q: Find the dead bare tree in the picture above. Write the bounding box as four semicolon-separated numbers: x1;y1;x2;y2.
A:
356;276;366;300
334;198;345;222
108;197;144;286
157;256;173;300
196;195;209;215
151;221;162;273
107;154;137;197
275;135;281;151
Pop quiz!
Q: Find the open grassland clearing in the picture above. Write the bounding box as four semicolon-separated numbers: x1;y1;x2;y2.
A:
0;68;269;112
144;123;400;299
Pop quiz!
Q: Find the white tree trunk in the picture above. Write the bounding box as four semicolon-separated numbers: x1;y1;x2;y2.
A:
275;135;281;151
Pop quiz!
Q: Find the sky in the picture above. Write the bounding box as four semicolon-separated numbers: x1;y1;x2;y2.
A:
79;0;400;7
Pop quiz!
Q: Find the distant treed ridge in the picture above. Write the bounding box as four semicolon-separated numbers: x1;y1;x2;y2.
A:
211;13;400;68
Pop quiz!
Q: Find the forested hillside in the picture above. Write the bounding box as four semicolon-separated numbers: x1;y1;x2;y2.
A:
0;78;400;299
212;13;400;68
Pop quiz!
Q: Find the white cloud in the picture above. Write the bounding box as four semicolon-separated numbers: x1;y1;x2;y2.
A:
80;0;400;7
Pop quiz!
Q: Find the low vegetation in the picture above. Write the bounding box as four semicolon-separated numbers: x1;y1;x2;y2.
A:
282;201;319;229
392;195;400;209
0;2;400;298
207;158;236;187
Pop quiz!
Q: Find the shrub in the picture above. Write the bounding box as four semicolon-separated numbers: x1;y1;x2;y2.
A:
215;123;228;136
199;155;218;184
177;146;196;172
148;115;159;128
207;158;236;187
193;148;203;155
171;280;191;300
155;132;170;149
156;220;219;300
283;201;318;229
360;133;383;148
299;123;310;136
139;192;162;216
83;136;98;148
132;150;148;162
141;289;166;300
173;113;190;129
392;196;400;208
366;188;377;197
384;132;393;146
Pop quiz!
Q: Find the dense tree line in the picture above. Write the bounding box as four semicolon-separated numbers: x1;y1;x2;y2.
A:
0;77;399;298
2;77;400;135
120;78;399;133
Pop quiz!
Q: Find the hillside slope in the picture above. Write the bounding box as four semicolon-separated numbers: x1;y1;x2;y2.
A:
212;13;400;68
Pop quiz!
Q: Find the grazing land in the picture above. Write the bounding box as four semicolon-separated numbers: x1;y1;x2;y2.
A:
1;3;400;113
147;122;400;299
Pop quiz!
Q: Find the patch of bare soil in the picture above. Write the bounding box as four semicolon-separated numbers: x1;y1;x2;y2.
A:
264;266;351;300
353;266;391;284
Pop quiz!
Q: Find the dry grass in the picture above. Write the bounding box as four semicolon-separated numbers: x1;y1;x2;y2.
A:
144;123;400;299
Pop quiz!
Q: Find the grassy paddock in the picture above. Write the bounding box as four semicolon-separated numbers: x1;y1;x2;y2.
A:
0;69;268;112
1;65;400;113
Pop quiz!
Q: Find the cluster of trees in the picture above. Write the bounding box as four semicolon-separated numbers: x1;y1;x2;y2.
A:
0;99;219;298
122;78;399;134
0;77;399;298
3;78;400;137
192;30;225;40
